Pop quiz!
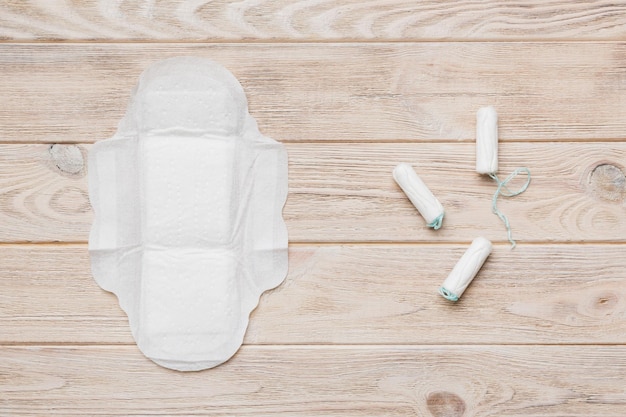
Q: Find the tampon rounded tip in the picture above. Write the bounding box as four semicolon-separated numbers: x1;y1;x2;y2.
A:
472;236;492;252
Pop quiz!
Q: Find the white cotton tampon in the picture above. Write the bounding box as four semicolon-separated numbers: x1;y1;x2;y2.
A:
439;237;492;302
476;106;498;174
393;163;444;229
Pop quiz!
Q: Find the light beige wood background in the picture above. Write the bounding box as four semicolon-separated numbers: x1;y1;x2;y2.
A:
1;1;626;416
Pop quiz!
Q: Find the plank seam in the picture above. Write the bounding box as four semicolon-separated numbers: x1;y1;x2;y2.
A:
2;343;626;348
1;39;626;45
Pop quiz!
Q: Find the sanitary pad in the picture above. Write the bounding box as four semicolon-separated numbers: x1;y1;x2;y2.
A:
88;57;288;371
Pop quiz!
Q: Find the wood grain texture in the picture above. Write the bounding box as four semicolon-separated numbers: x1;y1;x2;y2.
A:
2;43;626;143
2;3;626;414
2;345;626;416
2;244;625;345
1;142;625;243
2;0;626;41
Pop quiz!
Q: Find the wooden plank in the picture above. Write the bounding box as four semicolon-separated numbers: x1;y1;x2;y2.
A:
2;142;625;243
2;1;626;42
2;244;625;345
2;345;625;416
2;43;626;143
0;144;90;243
287;142;626;243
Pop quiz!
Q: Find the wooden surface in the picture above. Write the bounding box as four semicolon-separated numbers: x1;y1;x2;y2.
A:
3;43;626;143
2;1;626;416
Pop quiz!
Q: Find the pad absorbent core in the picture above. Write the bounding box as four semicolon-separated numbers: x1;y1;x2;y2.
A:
88;57;289;371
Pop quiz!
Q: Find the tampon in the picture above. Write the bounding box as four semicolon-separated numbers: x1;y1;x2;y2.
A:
476;106;498;174
439;237;492;302
393;163;444;229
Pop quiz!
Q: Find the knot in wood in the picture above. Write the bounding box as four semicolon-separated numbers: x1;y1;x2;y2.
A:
426;391;466;417
588;163;626;203
49;144;84;176
595;292;618;310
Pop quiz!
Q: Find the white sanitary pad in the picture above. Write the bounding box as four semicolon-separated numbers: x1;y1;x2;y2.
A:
88;57;289;371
